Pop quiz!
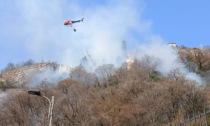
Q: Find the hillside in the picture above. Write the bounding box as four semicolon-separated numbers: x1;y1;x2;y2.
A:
1;46;210;88
177;46;210;82
0;62;69;88
0;46;210;125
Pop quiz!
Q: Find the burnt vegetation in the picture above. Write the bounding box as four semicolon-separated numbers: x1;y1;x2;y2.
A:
0;48;210;125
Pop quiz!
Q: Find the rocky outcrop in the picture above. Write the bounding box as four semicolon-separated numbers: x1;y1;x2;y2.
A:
0;62;60;87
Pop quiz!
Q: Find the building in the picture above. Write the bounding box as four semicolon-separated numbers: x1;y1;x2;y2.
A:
168;42;177;48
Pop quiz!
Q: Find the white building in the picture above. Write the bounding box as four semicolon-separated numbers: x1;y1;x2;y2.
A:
168;43;177;47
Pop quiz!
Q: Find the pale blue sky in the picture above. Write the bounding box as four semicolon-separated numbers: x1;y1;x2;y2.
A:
143;0;210;48
0;0;210;70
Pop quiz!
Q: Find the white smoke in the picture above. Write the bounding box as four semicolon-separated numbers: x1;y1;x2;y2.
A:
0;0;203;84
133;37;203;84
6;0;146;68
29;69;69;87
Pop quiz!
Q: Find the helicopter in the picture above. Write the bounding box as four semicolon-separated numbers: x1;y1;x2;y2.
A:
64;18;84;32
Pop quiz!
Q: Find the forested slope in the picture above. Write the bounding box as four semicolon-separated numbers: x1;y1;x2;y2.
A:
0;47;210;125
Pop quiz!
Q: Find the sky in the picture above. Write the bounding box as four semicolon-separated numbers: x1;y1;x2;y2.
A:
0;0;210;70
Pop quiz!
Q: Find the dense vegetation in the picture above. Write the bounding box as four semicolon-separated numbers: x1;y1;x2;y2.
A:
0;48;210;125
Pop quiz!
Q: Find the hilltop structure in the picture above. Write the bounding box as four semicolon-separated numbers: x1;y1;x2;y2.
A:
168;42;177;48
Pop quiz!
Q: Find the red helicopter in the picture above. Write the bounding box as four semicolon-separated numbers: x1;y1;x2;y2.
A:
64;18;84;32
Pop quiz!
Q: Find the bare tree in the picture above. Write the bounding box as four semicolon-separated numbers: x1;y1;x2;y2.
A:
70;66;96;87
95;64;115;86
54;80;91;126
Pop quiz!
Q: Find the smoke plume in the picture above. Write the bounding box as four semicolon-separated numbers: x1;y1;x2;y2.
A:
0;0;203;84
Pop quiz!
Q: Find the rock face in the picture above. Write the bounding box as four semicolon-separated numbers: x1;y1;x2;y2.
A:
177;47;210;73
0;62;60;87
